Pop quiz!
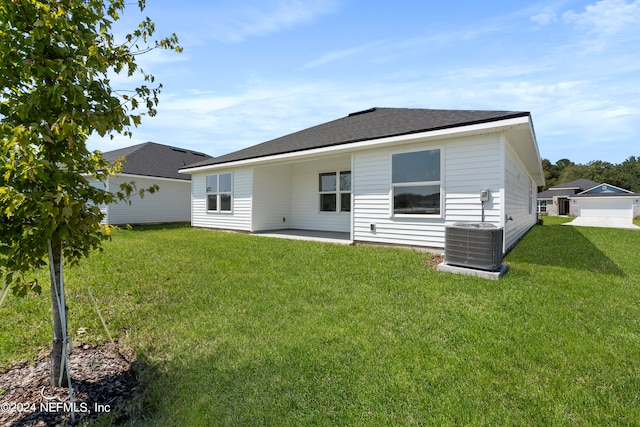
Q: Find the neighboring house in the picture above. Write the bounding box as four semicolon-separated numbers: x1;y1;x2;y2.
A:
536;179;599;216
569;183;640;222
179;107;545;252
94;142;212;225
538;179;640;222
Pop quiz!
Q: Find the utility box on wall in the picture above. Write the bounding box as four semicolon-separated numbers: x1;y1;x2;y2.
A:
444;222;504;271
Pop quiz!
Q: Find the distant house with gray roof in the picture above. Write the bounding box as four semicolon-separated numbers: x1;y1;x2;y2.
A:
94;142;212;225
536;179;599;216
538;179;640;223
179;107;545;253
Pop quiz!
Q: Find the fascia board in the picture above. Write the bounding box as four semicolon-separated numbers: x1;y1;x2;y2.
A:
114;173;191;183
84;172;190;183
569;194;639;199
578;182;633;195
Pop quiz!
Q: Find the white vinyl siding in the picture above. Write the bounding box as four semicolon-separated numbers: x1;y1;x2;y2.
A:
444;135;502;224
88;179;109;223
290;156;351;232
185;124;541;253
253;164;292;230
105;175;191;225
191;167;252;231
353;143;446;247
353;135;505;248
504;136;537;251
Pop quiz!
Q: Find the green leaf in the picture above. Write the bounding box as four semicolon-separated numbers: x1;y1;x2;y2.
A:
0;0;180;298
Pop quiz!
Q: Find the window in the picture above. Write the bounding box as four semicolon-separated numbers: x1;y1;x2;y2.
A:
319;171;351;212
392;149;440;215
537;200;547;213
206;173;232;212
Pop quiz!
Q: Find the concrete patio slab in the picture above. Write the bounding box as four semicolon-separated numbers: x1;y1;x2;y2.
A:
564;217;640;230
436;262;509;280
252;229;353;244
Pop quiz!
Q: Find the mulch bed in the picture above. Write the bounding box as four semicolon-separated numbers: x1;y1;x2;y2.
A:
0;343;137;426
424;254;445;270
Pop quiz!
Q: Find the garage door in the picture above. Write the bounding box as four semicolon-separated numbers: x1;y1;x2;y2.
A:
578;198;633;218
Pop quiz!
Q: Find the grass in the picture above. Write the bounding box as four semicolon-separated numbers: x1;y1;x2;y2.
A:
1;220;640;425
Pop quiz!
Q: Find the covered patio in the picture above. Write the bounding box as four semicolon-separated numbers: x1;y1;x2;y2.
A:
252;229;353;244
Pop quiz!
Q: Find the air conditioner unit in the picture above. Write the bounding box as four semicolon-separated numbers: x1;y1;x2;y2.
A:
445;222;504;271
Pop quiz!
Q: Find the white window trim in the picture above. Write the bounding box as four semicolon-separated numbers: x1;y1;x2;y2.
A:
537;200;547;213
390;146;443;218
319;170;351;213
206;172;233;213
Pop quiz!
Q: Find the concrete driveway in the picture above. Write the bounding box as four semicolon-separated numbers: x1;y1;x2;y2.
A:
564;217;640;230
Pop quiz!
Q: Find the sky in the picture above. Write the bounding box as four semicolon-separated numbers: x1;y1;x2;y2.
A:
87;0;640;165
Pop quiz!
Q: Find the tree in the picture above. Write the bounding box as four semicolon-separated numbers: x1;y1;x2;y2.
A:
540;156;640;192
611;156;640;193
0;0;181;387
585;160;614;184
541;158;560;189
558;162;587;184
555;158;574;170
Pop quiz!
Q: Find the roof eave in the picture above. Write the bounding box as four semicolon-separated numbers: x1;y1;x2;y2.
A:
570;194;640;199
578;182;634;195
180;115;534;174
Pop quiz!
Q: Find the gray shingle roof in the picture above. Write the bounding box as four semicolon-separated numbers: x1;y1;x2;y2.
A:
572;183;640;198
184;107;530;169
538;179;639;198
537;179;601;199
570;191;640;198
550;179;600;191
537;189;559;199
103;142;212;180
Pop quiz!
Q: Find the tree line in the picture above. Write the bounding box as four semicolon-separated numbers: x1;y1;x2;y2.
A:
542;156;640;193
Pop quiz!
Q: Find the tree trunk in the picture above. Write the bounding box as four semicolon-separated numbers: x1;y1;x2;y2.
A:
49;241;69;388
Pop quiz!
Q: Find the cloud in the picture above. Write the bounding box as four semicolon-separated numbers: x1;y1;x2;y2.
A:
530;9;558;26
87;0;640;165
563;0;640;34
208;0;339;43
301;41;382;69
562;0;640;49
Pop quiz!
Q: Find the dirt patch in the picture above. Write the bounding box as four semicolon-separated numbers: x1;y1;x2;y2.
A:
0;343;137;426
424;254;445;270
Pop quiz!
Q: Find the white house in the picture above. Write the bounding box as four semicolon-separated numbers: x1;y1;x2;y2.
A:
537;179;600;216
538;179;640;223
95;142;212;225
180;107;545;252
569;183;640;223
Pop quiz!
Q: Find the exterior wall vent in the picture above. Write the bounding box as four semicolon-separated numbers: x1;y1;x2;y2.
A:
444;222;504;271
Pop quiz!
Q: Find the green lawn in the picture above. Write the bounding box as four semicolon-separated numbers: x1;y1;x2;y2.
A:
1;221;639;426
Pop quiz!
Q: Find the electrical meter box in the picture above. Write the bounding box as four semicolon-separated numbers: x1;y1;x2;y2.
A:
480;189;490;202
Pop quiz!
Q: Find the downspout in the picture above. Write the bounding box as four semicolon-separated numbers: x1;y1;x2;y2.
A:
350;152;355;241
190;176;194;225
287;165;292;230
